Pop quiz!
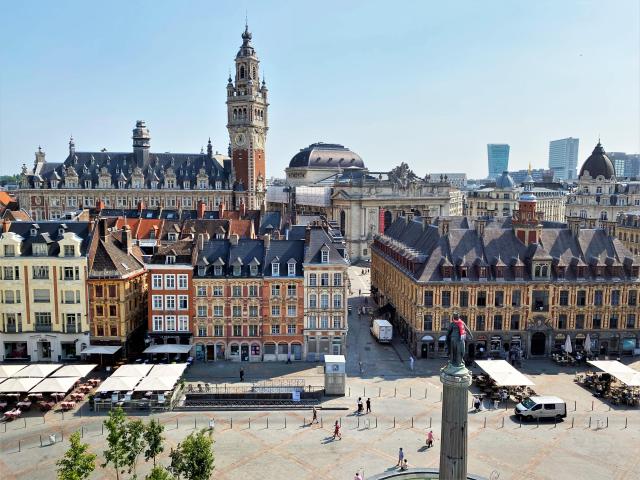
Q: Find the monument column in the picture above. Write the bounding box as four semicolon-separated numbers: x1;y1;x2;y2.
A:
439;366;472;480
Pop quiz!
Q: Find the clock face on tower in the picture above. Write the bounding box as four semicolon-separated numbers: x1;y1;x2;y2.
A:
234;133;246;147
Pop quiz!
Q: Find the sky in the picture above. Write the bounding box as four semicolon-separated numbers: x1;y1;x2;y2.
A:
0;0;639;179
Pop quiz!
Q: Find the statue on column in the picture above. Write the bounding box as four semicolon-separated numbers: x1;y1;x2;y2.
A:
445;311;473;369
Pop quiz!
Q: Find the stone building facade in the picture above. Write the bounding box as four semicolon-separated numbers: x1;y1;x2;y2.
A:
616;211;640;256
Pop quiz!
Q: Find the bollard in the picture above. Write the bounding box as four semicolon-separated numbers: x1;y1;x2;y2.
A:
266;417;268;429
349;387;351;397
303;418;306;427
340;417;342;427
571;417;574;428
379;387;381;397
429;417;432;428
502;417;505;428
411;417;414;428
588;417;592;428
285;417;287;429
321;417;323;428
606;417;608;428
24;417;26;429
102;424;104;435
176;418;179;429
195;417;197;429
591;400;594;411
574;400;577;412
625;417;628;429
393;417;396;428
358;417;360;428
410;388;412;398
537;417;539;429
18;440;21;452
40;435;42;447
554;416;557;428
425;388;428;399
364;387;366;397
81;425;84;438
43;414;46;424
375;417;378;428
61;430;64;441
62;410;64;421
231;417;233;429
394;387;397;397
249;417;251;429
440;391;443;402
519;416;522;428
484;417;487;428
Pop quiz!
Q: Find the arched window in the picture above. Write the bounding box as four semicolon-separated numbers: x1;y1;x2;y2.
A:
240;65;245;79
243;108;247;118
251;66;256;79
600;211;608;220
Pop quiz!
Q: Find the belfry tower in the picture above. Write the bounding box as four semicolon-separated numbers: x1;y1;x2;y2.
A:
226;24;269;210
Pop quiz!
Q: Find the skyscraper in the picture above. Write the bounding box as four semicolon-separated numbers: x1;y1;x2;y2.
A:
487;144;510;180
548;137;579;181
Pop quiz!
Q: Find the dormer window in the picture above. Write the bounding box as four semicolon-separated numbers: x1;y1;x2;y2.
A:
63;245;75;257
184;181;190;189
3;245;15;257
250;265;258;276
168;233;178;242
233;265;241;276
533;263;550;279
199;180;208;189
272;262;280;277
58;227;66;237
557;266;565;279
84;180;91;189
287;261;296;277
166;255;176;265
198;266;206;277
166;180;175;189
118;181;125;189
30;227;38;237
321;247;329;264
214;265;222;276
216;233;224;239
459;266;468;279
33;243;47;256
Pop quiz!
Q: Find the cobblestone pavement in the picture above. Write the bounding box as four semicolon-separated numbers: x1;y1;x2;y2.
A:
1;266;640;479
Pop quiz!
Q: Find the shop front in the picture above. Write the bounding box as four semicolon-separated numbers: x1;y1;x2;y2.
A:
553;333;566;353
489;335;503;358
2;332;90;362
473;335;488;359
420;335;435;359
621;336;638;356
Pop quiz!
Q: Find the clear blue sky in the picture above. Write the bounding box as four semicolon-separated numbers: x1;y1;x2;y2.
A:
1;0;638;179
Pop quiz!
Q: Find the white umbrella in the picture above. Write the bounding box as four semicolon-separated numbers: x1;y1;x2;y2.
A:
564;335;573;354
584;334;592;354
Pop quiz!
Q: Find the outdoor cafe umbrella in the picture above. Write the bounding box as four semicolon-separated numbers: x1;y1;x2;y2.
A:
584;334;592;354
564;335;573;354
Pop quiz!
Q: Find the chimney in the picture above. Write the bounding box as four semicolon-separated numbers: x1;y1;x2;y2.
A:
218;201;226;219
567;216;581;237
239;201;246;217
263;233;271;250
439;218;450;236
137;200;145;212
197;200;206;219
475;218;486;238
96;199;105;212
2;219;10;233
99;218;108;241
121;225;132;254
230;233;239;245
198;233;205;251
304;226;312;245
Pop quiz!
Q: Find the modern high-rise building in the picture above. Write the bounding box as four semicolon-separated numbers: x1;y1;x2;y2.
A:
608;152;640;178
487;144;510;180
548;137;579;181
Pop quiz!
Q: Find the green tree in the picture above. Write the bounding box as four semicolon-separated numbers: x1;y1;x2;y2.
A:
56;431;97;480
124;418;146;478
144;419;165;466
102;407;128;480
146;466;174;480
169;429;214;480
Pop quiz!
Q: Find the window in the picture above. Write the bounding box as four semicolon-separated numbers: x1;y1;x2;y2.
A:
460;291;469;307
309;294;317;308
441;291;451;308
320;273;329;286
594;290;603;306
320;316;329;328
249;325;259;336
35;312;52;329
593;314;601;329
510;314;520;330
272;262;280;276
152;295;163;310
611;290;620;306
233;265;241;276
197;286;207;297
63;266;79;280
96;305;104;317
271;305;281;317
308;316;317;329
178;274;188;289
108;285;117;298
558;314;567;330
109;305;117;317
288;261;296;276
63;245;75;257
164;275;175;289
576;290;586;306
249;305;258;317
288;324;297;334
198;325;207;337
271;284;280;297
309;274;317;286
214;325;224;336
232;285;242;297
32;266;49;279
271;324;280;335
178;316;189;331
2;266;19;280
4;245;15;257
250;265;258;276
165;315;176;331
33;289;50;303
476;291;487;307
423;314;433;331
94;285;103;298
609;314;618;329
213;286;223;296
233;305;242;317
475;315;485;331
333;273;342;286
627;314;636;329
333;294;342;309
559;290;569;306
511;290;521;307
249;285;258;297
493;315;502;330
63;290;78;304
214;305;223;317
321;248;329;263
320;294;329;309
287;284;296;297
152;274;162;289
197;305;207;317
214;266;223;276
3;290;15;304
494;291;504;307
575;314;585;330
287;305;297;317
178;295;188;310
629;291;638;306
165;295;176;310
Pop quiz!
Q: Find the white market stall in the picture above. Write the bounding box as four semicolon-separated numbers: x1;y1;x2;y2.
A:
587;361;640;387
52;364;97;378
0;377;44;393
96;376;142;393
475;360;535;387
80;345;122;365
29;376;80;394
134;375;181;392
112;364;153;378
16;364;62;378
0;365;28;378
149;363;188;378
578;361;640;406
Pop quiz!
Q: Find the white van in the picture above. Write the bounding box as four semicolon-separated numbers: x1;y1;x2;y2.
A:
515;396;567;421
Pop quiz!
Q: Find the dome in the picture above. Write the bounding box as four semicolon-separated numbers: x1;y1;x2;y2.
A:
288;143;365;169
519;192;537;202
579;142;615;179
495;171;515;189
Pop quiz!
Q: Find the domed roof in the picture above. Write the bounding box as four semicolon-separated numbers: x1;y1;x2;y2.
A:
288;143;365;169
495;171;515;189
579;142;615;179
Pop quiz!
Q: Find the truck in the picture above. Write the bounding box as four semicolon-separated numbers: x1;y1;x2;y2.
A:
371;319;393;343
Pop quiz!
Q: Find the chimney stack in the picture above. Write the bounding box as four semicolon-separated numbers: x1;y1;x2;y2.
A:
137;200;145;213
2;219;11;233
475;218;486;238
99;218;108;241
239;201;246;217
121;225;132;254
263;233;271;250
198;233;205;251
304;226;311;245
197;200;206;219
567;216;581;237
439;218;450;236
230;233;239;245
96;199;105;212
218;201;226;219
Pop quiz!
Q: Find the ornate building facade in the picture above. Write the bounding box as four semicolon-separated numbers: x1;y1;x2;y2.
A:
371;195;640;360
17;26;269;220
616;211;640;256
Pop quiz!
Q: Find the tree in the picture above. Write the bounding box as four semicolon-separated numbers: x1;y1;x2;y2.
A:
144;419;165;466
124;419;146;478
169;429;214;480
56;431;97;480
146;466;174;480
102;407;128;480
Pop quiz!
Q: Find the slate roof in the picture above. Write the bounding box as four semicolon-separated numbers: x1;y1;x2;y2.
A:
289;143;365;169
303;226;349;265
88;229;145;278
149;239;195;265
265;240;304;276
259;211;282;235
1;221;92;256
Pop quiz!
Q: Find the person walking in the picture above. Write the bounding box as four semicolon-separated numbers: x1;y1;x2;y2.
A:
239;368;245;382
409;356;415;371
333;420;342;440
366;398;371;414
473;396;481;412
312;406;318;424
357;397;363;415
395;447;404;467
359;361;363;374
354;472;363;480
400;459;409;471
426;430;434;448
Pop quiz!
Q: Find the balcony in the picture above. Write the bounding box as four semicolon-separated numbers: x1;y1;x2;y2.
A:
35;324;53;332
65;324;78;333
4;324;21;333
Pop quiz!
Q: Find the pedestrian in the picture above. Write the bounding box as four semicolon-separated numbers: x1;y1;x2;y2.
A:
359;360;363;374
473;396;481;412
312;406;318;424
287;353;292;364
333;420;342;440
366;397;371;414
354;472;363;480
400;459;409;471
357;397;363;415
396;447;404;467
409;356;414;371
240;368;244;382
426;430;434;448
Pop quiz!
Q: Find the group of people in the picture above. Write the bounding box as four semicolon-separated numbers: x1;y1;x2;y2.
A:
356;397;371;415
508;345;523;366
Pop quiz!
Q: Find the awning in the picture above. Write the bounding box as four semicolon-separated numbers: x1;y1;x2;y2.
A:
149;363;188;378
421;335;434;342
438;335;447;342
475;360;535;387
81;346;122;355
16;364;62;378
96;376;142;393
0;365;28;378
112;364;153;377
52;365;97;378
143;344;192;354
29;376;80;394
134;375;180;392
587;360;640;387
0;377;44;393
